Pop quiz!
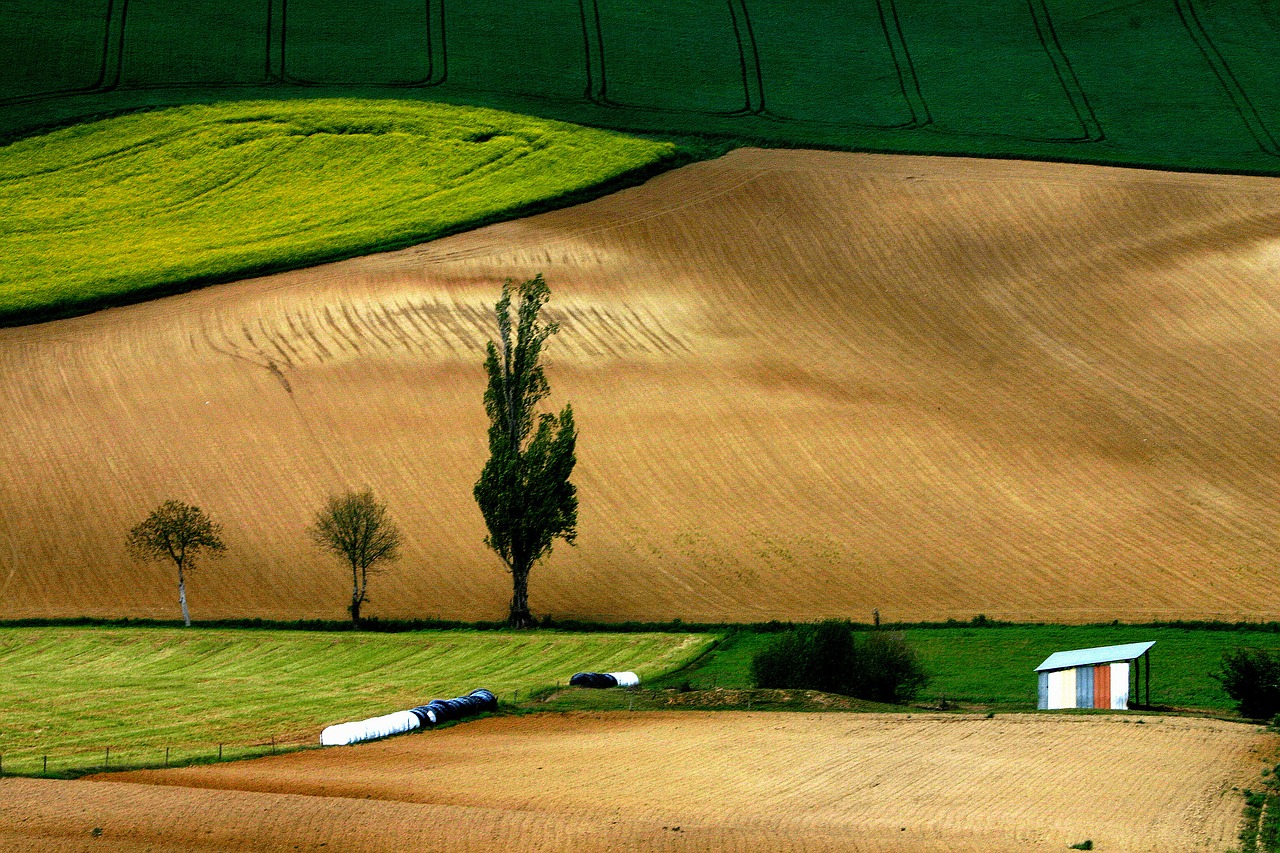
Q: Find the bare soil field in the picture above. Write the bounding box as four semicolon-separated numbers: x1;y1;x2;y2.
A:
1;149;1278;623
0;712;1266;851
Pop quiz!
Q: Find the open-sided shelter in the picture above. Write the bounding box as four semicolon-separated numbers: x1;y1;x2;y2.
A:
1035;641;1154;710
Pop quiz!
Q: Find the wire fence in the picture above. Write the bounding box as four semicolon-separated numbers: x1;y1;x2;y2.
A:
0;733;320;779
0;687;579;779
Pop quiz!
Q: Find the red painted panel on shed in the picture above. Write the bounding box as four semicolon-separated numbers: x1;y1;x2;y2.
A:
1093;665;1111;709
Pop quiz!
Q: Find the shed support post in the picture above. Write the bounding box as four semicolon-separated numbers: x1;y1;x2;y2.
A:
1145;651;1150;707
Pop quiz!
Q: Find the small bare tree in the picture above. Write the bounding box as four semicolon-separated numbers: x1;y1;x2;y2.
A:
126;500;226;627
309;489;402;626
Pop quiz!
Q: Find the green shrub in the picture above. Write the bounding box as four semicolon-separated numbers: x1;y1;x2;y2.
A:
859;630;929;704
751;620;927;704
750;628;811;690
1215;647;1280;719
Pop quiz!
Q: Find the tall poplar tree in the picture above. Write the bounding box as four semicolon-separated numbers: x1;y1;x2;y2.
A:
474;274;578;628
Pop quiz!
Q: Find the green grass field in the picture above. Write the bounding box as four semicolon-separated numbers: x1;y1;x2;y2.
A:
3;0;1280;175
3;623;1276;777
0;98;676;323
656;624;1280;712
0;627;711;775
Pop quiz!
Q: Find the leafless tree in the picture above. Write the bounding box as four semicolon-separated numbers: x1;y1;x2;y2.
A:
126;500;226;627
309;489;402;626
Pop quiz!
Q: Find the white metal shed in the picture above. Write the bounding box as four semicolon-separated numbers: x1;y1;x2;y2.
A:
1035;641;1154;710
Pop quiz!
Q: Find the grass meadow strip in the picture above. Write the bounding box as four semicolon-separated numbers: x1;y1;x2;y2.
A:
654;624;1280;711
2;622;1277;777
0;627;711;768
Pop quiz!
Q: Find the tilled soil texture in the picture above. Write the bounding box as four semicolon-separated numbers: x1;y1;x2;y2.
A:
2;713;1265;852
2;149;1279;623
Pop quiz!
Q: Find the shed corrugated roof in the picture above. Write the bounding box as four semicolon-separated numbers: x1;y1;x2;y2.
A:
1034;641;1155;672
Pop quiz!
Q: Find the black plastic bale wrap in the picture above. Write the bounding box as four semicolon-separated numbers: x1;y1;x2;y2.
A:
420;689;497;725
469;688;498;711
426;698;461;723
570;672;619;689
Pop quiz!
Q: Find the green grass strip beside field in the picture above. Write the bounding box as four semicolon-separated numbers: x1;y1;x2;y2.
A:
0;627;711;774
0;98;678;324
662;625;1280;712
4;622;1274;777
1239;772;1280;853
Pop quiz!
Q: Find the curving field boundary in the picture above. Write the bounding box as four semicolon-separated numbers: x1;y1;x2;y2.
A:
0;98;676;324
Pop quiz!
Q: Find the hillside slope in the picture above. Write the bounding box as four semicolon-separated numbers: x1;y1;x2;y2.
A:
1;149;1278;623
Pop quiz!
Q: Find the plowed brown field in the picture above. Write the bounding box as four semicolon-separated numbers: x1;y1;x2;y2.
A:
0;713;1266;851
2;149;1279;623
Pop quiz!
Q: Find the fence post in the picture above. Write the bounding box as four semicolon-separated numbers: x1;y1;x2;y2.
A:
165;747;170;767
218;744;222;761
1;753;4;776
104;746;109;769
43;755;47;775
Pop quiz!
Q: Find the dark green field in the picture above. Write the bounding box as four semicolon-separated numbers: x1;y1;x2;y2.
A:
3;0;1280;174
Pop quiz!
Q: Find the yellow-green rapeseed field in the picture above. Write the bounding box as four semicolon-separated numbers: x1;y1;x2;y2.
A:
0;99;676;323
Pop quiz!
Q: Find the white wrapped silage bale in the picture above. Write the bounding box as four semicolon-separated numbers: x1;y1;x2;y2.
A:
320;690;496;746
320;709;421;746
609;671;640;687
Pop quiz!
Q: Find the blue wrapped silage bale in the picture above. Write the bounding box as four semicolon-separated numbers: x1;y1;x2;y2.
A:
469;689;497;711
570;672;619;688
426;699;456;723
409;705;439;726
421;689;496;725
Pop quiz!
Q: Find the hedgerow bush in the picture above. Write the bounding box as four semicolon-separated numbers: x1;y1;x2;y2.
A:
751;620;927;704
1215;647;1280;719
